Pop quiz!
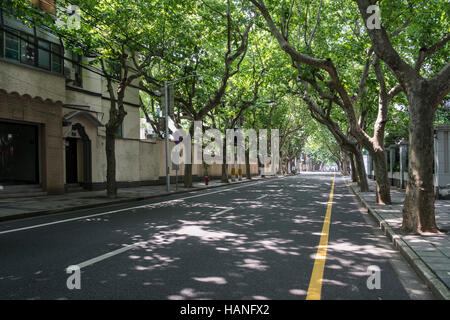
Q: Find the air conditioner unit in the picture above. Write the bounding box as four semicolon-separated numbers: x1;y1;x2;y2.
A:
64;66;76;82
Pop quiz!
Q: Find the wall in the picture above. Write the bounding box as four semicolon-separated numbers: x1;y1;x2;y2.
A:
84;137;259;188
0;60;66;103
99;99;141;140
139;140;161;182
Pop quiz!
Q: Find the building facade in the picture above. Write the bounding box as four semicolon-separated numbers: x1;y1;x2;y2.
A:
0;9;259;196
0;9;143;194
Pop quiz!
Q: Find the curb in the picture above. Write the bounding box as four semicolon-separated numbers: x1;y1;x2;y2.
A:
0;176;279;223
345;179;450;300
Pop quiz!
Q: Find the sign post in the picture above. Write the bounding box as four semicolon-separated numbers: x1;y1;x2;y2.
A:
163;82;174;192
164;82;170;192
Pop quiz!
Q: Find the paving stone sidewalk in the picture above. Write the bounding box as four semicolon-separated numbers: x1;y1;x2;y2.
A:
346;177;450;300
0;176;274;222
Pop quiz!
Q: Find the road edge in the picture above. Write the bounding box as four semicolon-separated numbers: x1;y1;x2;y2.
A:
345;178;450;300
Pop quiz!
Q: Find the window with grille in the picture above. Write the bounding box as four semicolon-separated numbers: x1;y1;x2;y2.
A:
1;27;63;74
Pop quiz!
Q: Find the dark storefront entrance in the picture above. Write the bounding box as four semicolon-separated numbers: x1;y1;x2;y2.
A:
0;121;39;185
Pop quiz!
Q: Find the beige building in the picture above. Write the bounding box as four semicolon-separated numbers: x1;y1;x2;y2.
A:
0;12;258;195
0;11;147;194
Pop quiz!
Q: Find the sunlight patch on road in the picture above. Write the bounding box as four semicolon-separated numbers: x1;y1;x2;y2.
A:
193;277;227;285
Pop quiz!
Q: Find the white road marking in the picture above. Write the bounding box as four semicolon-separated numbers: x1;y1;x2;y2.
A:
75;241;147;270
210;208;234;217
0;180;270;235
70;207;234;269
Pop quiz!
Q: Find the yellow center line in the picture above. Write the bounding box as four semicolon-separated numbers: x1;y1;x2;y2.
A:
306;173;336;300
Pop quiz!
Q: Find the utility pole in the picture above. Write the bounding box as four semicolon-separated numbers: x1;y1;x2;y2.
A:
162;74;201;192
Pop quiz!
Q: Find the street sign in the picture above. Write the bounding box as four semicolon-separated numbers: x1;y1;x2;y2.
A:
161;85;174;117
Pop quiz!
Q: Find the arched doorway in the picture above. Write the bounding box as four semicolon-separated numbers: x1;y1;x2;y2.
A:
64;123;92;188
71;123;92;186
63;110;103;191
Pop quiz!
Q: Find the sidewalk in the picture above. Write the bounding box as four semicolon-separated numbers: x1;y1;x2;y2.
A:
346;177;450;300
0;176;275;222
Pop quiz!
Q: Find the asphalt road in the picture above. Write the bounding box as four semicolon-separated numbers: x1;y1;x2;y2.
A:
0;173;434;300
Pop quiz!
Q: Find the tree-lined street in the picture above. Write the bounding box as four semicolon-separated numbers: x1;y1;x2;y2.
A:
0;174;433;299
1;0;449;303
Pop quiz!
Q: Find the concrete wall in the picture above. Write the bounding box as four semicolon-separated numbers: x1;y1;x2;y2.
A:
0;60;66;103
77;138;261;187
139;141;161;181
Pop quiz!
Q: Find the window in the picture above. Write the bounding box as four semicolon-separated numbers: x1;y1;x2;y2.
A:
115;123;123;138
4;28;19;61
108;60;121;79
1;26;63;74
20;32;35;66
51;43;62;73
71;52;82;86
113;63;121;79
38;40;50;70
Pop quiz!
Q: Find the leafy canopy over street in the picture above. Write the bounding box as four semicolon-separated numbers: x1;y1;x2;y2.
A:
8;0;450;234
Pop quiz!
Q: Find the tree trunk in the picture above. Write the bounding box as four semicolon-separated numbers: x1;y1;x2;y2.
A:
402;93;439;233
245;148;251;179
105;130;117;198
341;155;349;176
184;163;193;188
349;153;358;183
372;150;391;205
221;142;229;183
354;149;369;192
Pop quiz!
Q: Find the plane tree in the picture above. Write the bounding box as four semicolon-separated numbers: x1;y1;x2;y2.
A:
138;0;254;187
248;0;421;204
8;0;177;197
209;65;263;182
355;0;450;233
